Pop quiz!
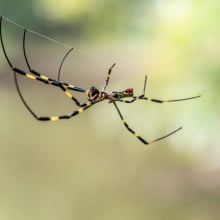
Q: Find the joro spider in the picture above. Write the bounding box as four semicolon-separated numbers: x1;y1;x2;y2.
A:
0;16;201;145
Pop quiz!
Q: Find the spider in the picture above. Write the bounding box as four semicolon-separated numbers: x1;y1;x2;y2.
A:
0;16;201;145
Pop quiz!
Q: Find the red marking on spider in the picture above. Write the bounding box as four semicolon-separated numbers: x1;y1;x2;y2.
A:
126;88;133;94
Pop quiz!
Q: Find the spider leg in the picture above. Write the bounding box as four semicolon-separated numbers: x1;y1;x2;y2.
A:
11;66;87;107
14;70;99;121
1;18;87;108
143;75;147;96
57;47;74;83
139;72;201;102
0;16;13;68
22;28;86;93
115;97;137;103
139;95;201;103
116;73;200;104
113;101;182;145
37;100;99;121
114;75;147;103
102;63;116;91
22;29;88;106
58;83;88;107
140;75;201;102
22;29;59;86
37;101;96;121
116;94;201;104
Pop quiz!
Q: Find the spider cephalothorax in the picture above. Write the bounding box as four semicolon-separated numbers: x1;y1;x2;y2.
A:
0;16;201;145
87;86;101;101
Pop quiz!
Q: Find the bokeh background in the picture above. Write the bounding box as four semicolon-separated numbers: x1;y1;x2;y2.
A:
0;0;219;219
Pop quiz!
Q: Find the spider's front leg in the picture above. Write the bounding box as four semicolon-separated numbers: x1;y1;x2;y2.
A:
0;18;88;109
22;28;88;107
13;69;99;121
37;101;97;121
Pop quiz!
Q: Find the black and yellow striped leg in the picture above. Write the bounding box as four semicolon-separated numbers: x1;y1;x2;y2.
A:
116;94;201;104
22;28;87;93
139;95;201;103
0;18;86;95
113;101;153;144
113;101;182;145
115;96;138;103
13;67;87;107
14;66;86;94
37;100;97;121
102;63;116;91
23;28;83;92
58;84;88;107
21;30;86;106
139;75;201;103
118;75;147;103
22;29;60;85
14;70;98;121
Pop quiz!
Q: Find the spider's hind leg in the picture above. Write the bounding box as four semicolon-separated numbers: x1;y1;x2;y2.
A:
113;101;182;145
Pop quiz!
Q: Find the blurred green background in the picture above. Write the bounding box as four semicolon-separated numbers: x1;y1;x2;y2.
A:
0;0;219;220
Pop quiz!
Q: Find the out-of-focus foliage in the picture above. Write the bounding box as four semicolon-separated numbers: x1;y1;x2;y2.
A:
0;0;155;38
0;0;220;220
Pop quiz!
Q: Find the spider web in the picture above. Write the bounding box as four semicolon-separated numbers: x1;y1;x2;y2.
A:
1;16;108;61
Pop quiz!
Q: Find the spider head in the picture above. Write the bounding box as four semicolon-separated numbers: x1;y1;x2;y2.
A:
87;86;100;101
111;88;133;99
